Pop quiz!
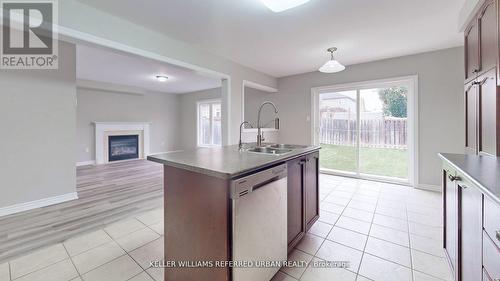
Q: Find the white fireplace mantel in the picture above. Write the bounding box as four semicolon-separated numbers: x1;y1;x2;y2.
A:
94;122;151;165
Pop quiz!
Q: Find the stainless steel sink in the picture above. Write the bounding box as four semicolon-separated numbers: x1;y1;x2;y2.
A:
247;147;292;155
266;144;307;149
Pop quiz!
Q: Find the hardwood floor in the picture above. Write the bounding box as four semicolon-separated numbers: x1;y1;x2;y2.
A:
0;159;164;263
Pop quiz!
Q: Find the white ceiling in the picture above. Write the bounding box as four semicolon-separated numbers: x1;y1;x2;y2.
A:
76;45;221;94
77;0;464;78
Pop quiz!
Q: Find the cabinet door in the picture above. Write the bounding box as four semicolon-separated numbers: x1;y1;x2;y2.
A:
465;20;480;81
478;69;498;156
443;169;459;275
478;0;497;74
287;156;305;251
459;182;483;281
465;81;478;155
304;152;319;230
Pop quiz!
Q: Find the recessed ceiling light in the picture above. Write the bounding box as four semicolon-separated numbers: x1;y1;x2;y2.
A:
319;47;346;73
156;75;168;82
261;0;310;12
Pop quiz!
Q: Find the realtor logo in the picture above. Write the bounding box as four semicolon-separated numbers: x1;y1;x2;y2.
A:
1;0;58;69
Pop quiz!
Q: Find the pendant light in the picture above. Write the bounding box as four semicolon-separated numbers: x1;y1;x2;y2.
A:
319;47;345;73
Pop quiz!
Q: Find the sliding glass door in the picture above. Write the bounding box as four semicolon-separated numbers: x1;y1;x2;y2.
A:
313;77;416;184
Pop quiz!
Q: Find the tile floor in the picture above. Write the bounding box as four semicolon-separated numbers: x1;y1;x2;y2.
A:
0;175;451;281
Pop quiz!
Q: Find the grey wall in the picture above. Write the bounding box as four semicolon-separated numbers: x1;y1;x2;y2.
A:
0;41;77;208
76;83;180;163
178;88;222;150
273;47;464;186
244;87;275;128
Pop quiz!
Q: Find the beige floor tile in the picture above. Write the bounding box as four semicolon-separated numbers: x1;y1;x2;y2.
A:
318;211;339;225
307;221;333;238
411;250;452;281
10;243;68;279
72;241;125;274
410;234;445;257
320;202;345;214
373;214;408;232
327;227;367;251
145;267;163;281
375;205;407;220
295;234;324;255
0;263;9;281
348;200;376;212
335;216;371;235
15;259;78;281
359;253;412;281
64;230;112;256
413;270;446;281
149;221;164;235
407;212;442;227
136;209;163;226
82;255;142;281
300;258;357;281
316;240;363;273
365;237;411;267
70;277;83;281
323;195;351;206
129;237;164;269
369;224;409;247
356;274;374;281
116;227;160;252
342;207;374;223
104;218;146;240
129;271;155;281
280;249;313;279
408;222;443;241
271;271;298;281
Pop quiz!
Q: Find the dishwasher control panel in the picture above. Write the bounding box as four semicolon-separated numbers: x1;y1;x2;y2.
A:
230;164;287;199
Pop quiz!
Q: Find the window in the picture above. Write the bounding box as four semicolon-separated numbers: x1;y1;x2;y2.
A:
197;99;222;147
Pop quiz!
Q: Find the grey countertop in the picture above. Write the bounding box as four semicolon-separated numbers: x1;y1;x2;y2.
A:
439;153;500;205
148;145;321;180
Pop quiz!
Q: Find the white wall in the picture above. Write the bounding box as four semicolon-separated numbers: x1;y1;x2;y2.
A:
0;41;77;209
273;47;464;186
76;82;180;163
60;0;278;145
244;87;275;127
178;88;222;150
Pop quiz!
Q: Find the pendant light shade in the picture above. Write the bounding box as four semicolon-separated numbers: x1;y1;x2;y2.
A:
319;47;345;73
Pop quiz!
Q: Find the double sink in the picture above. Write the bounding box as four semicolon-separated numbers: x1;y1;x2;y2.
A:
246;144;307;155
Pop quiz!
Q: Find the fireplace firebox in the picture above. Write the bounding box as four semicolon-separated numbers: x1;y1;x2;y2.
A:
108;135;139;162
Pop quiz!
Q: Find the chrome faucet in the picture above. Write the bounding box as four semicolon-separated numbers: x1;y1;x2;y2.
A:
239;121;253;150
257;101;279;147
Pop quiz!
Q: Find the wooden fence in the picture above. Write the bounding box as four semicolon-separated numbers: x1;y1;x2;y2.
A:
320;117;407;149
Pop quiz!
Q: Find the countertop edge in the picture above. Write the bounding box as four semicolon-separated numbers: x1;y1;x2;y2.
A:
148;147;321;180
439;153;500;205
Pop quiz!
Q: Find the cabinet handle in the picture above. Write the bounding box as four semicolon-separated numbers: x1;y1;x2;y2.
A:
448;175;461;182
496;230;500;242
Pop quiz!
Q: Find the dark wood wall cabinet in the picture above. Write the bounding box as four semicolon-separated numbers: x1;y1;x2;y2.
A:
287;151;319;252
440;154;500;281
464;0;500;157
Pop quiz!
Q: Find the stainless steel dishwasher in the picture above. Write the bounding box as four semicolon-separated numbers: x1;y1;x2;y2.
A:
231;163;288;281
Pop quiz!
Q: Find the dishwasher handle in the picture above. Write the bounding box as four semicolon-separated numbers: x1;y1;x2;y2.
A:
231;164;287;199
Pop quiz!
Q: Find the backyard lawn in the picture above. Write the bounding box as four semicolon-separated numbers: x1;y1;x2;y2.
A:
320;144;408;179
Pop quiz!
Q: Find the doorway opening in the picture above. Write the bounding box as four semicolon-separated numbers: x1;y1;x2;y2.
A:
312;76;418;185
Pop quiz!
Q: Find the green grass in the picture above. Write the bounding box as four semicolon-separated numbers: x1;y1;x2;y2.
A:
320;144;408;179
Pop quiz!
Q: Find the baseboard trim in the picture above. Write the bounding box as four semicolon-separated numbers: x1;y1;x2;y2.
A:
417;184;441;192
76;160;96;167
0;192;78;217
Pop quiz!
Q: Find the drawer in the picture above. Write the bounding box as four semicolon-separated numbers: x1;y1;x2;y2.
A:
484;196;500;249
483;231;500;281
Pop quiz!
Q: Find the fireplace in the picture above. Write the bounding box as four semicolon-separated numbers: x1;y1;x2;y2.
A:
108;135;139;162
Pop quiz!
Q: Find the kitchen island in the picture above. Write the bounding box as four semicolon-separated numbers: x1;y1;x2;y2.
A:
148;144;320;281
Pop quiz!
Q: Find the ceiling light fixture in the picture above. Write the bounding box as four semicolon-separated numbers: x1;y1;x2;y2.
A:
261;0;310;12
156;75;168;82
319;47;345;73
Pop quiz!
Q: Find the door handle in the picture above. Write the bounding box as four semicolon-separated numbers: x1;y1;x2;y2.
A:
448;175;460;182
